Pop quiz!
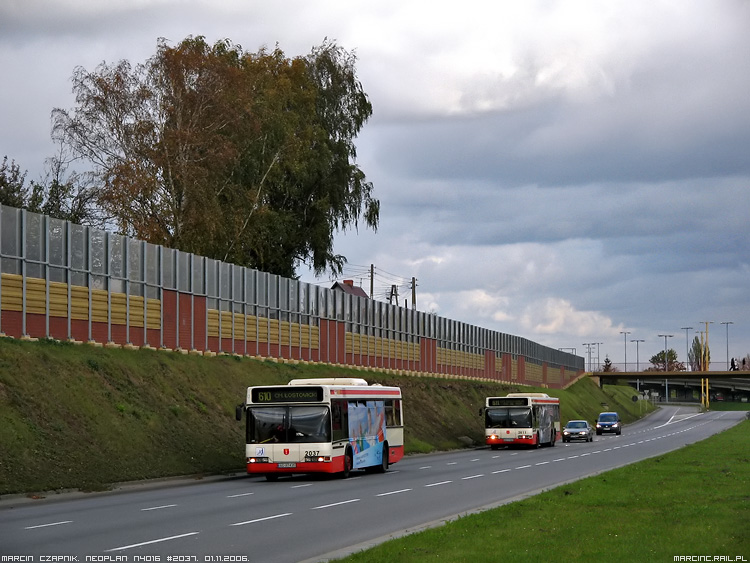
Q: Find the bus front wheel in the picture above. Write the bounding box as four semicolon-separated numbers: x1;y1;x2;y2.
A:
341;448;353;479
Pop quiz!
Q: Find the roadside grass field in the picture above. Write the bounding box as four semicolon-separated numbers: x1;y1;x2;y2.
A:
336;418;750;563
707;401;750;411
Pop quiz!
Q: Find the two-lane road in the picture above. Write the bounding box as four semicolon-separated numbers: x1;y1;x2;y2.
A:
1;407;744;562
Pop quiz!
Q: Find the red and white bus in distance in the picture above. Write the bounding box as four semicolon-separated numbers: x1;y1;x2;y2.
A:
483;393;560;449
236;378;404;480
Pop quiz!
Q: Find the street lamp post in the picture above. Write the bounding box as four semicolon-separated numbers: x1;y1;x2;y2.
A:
594;342;603;371
681;327;693;371
631;339;644;391
699;321;714;371
583;343;594;372
658;334;673;402
620;331;631;371
720;321;733;370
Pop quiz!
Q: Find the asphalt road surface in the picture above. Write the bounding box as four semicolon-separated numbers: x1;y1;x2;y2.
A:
1;406;745;562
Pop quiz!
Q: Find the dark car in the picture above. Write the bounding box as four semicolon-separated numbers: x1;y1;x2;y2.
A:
562;420;593;442
595;412;621;435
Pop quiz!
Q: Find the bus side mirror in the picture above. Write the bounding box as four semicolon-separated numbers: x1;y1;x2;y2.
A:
235;404;244;421
478;408;483;417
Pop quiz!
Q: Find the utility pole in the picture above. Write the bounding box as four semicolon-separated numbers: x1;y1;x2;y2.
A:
389;284;398;305
370;264;374;299
411;277;417;309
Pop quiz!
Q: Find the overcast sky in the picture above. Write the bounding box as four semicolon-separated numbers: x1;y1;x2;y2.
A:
2;0;749;370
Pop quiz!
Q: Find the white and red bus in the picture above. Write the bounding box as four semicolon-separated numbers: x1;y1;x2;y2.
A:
236;378;404;480
482;392;560;449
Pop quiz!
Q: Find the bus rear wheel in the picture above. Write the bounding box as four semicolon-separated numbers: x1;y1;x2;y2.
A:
375;443;389;473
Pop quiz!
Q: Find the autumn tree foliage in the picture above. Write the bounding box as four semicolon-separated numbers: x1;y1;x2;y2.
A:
52;36;378;278
647;349;685;372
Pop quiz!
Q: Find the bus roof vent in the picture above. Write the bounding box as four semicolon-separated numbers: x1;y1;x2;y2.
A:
505;392;550;398
288;378;369;386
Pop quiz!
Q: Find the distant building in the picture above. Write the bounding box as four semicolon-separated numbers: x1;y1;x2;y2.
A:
331;279;369;299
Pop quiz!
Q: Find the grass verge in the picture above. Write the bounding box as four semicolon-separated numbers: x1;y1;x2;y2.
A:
335;418;750;563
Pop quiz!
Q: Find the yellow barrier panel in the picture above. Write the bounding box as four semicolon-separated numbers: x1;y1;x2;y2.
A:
1;274;162;329
1;274;23;311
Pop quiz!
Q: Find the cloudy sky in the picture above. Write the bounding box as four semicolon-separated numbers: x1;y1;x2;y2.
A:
2;0;749;370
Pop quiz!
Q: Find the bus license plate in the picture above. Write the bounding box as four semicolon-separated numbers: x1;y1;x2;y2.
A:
503;438;514;442
277;463;296;468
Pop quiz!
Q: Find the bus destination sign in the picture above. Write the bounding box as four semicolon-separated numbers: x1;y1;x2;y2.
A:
252;386;324;404
488;397;529;407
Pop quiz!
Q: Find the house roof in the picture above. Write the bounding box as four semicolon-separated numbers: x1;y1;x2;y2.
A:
331;279;369;299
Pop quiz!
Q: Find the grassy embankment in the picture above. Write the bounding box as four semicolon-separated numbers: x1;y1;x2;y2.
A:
1;336;649;496
335;417;750;563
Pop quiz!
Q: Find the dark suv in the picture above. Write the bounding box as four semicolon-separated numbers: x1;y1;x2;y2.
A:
595;412;621;435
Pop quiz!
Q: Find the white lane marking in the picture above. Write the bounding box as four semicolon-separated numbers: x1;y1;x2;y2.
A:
25;520;72;529
231;513;292;526
447;462;458;465
105;532;200;551
291;484;312;489
492;469;511;474
567;455;579;459
535;461;549;466
311;499;360;510
515;465;532;469
470;458;480;462
419;466;432;470
425;481;452;487
141;504;177;511
376;489;412;497
654;411;702;429
553;458;566;462
462;474;484;480
227;492;255;498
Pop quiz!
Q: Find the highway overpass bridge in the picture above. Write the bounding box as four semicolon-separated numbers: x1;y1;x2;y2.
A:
593;371;750;404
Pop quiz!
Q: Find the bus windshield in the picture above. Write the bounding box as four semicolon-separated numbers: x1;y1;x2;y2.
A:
248;406;331;444
485;407;533;429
